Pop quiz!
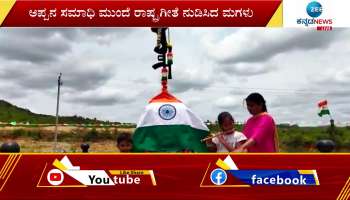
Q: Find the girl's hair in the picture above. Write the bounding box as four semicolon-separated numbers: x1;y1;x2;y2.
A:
245;93;267;112
117;133;133;144
217;112;234;126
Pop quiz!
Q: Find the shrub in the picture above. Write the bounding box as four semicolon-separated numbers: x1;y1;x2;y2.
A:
83;128;98;142
27;131;41;141
12;129;26;137
99;129;113;140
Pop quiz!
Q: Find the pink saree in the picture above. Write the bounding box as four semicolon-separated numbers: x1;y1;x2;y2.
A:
243;112;279;152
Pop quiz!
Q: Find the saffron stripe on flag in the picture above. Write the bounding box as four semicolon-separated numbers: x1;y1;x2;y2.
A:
318;100;328;108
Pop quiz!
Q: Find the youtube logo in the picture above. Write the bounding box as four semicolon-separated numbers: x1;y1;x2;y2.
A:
50;173;62;182
47;169;64;186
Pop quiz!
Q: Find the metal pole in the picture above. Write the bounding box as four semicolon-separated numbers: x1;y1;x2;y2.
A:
54;73;62;152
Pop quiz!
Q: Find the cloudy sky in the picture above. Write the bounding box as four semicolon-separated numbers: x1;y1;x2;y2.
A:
0;28;349;126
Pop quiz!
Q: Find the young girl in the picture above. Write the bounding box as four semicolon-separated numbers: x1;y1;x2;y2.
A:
207;112;247;152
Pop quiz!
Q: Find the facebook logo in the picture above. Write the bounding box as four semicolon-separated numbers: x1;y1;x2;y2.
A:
210;168;227;185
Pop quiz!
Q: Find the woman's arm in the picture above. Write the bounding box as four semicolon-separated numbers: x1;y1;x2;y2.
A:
234;138;255;152
233;140;247;152
236;140;246;147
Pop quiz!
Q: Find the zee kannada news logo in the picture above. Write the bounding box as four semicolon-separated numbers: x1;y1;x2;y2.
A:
201;156;320;187
297;1;333;30
38;156;157;187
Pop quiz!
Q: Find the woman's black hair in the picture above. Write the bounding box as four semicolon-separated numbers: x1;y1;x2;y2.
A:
245;93;267;112
217;112;234;126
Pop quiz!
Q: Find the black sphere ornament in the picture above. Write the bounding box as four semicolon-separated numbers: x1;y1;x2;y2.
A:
316;139;336;152
80;143;90;153
0;141;20;153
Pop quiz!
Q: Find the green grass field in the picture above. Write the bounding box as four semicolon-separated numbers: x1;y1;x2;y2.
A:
0;124;349;152
1;99;349;152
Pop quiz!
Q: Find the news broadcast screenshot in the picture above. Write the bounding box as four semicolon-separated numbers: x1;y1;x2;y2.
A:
0;0;349;199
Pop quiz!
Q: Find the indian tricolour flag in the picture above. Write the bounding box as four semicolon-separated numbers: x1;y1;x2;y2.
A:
318;100;331;117
133;90;209;152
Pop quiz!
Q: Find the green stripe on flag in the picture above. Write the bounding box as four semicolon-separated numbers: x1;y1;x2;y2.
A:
318;108;330;117
133;125;209;152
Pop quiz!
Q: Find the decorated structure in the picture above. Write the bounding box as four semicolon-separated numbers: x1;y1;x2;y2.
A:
132;28;209;152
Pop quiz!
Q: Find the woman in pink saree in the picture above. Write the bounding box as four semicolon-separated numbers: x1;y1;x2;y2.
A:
235;93;279;152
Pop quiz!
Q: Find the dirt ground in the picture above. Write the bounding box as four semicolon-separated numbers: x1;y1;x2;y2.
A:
2;138;120;153
0;126;134;152
0;126;134;133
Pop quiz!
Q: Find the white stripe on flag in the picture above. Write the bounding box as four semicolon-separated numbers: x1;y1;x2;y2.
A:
137;102;209;131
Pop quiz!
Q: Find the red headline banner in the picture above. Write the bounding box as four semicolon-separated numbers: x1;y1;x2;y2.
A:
1;0;282;27
0;153;349;200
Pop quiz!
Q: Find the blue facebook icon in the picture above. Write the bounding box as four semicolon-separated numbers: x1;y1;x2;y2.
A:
210;168;227;185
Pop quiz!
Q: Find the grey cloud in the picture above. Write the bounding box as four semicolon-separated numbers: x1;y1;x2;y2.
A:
221;62;277;76
311;67;350;102
226;31;341;63
214;96;240;109
0;57;116;92
267;66;350;124
131;77;152;85
0;61;56;89
68;96;121;106
0;63;28;80
0;29;72;63
326;90;350;99
206;29;346;65
171;79;212;93
59;61;116;91
81;28;134;37
78;28;137;46
170;70;213;93
5;28;79;40
313;70;350;86
66;90;135;106
0;39;69;63
229;89;250;96
0;85;29;99
0;28;136;63
4;28;134;42
270;93;316;109
0;28;133;92
340;108;350;115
